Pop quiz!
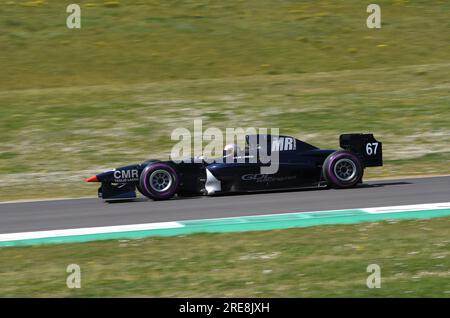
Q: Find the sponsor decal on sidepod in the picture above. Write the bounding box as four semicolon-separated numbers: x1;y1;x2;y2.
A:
241;174;296;183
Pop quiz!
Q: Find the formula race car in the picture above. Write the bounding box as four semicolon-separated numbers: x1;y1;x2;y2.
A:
86;134;382;201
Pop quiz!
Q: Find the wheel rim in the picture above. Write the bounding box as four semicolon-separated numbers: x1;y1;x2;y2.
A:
333;158;357;182
149;169;173;192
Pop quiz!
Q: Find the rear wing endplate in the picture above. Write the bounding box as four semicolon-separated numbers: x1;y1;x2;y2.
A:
339;134;383;167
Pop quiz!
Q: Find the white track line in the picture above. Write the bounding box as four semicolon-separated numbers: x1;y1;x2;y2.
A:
176;202;450;222
0;222;184;242
1;202;450;243
362;202;450;214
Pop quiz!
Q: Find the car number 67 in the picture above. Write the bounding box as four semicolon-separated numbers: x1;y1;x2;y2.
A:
366;142;379;155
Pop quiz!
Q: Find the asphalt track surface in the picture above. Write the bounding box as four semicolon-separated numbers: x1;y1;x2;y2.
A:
0;176;448;234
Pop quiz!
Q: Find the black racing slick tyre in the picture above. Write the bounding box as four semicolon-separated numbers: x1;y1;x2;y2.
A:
322;150;363;189
139;163;179;200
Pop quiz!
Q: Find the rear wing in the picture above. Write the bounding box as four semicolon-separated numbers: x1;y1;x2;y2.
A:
339;134;383;167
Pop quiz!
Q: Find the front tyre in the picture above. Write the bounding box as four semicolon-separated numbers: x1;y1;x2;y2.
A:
139;163;179;200
323;151;363;189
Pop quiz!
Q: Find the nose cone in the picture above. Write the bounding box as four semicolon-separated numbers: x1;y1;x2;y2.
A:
85;175;99;182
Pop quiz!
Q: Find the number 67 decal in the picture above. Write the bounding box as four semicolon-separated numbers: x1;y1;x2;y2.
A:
366;142;379;155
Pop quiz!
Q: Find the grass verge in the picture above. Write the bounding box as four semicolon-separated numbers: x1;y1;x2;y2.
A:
1;64;449;201
0;216;449;297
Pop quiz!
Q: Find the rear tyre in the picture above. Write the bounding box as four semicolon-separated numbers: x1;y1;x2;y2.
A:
139;163;179;200
323;150;363;189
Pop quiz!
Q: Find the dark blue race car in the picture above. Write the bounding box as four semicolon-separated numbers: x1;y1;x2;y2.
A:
86;134;383;201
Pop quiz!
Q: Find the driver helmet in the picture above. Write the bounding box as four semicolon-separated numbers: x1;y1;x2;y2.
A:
223;143;241;157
